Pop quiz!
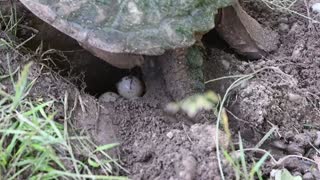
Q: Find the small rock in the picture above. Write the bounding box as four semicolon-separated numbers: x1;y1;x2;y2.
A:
279;17;289;23
314;132;320;147
288;93;303;103
311;170;320;179
165;103;179;114
99;92;119;103
292;171;302;177
117;76;144;99
291;43;305;58
44;77;52;83
271;140;287;150
311;3;320;13
303;172;314;180
178;155;197;180
166;131;174;139
294;133;311;147
286;143;305;155
220;59;231;70
289;23;300;35
279;23;289;32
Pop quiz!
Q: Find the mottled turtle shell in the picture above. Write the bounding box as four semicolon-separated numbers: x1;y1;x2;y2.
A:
20;0;232;67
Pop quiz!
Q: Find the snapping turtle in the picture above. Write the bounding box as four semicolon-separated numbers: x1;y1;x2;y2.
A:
19;0;278;100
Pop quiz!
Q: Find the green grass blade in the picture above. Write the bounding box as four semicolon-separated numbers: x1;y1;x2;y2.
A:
10;62;33;111
7;164;32;180
238;133;249;180
94;143;120;153
22;101;53;116
223;150;241;179
49;170;128;180
249;152;270;180
255;126;277;148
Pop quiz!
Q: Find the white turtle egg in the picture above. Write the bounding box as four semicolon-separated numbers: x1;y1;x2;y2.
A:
116;76;144;99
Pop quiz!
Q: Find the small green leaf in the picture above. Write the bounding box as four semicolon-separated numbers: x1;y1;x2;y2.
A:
88;158;100;168
274;169;302;180
238;133;248;180
249;152;270;179
94;143;119;152
169;91;220;118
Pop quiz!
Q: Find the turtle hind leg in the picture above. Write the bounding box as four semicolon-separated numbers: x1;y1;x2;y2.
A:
158;46;205;101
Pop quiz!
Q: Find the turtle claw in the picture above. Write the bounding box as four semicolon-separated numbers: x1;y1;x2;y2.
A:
216;1;279;59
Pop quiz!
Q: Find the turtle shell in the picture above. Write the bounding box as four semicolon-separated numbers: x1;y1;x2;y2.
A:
20;0;232;68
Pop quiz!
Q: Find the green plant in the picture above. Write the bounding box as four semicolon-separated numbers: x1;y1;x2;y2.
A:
0;62;126;179
223;133;270;180
274;169;302;180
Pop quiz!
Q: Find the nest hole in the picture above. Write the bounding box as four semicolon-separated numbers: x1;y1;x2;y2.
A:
202;29;256;61
202;29;235;54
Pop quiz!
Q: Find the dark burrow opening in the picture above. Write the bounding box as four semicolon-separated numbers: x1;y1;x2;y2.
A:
202;28;249;61
202;29;231;50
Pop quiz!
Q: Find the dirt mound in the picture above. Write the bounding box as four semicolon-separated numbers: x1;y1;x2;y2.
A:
233;0;320;137
107;99;227;180
71;62;230;179
221;0;320;178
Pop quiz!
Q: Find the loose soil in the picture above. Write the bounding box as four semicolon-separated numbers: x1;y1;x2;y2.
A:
1;0;320;179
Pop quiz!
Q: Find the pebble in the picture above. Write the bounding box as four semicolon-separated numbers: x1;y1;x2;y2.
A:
279;23;289;32
166;131;174;139
303;172;314;180
314;131;320;147
44;77;52;83
289;23;300;35
178;156;197;180
220;60;230;70
288;93;303;103
117;76;144;99
294;133;311;146
279;17;289;23
271;140;287;150
286;143;305;155
291;42;305;58
165;103;179;114
292;171;303;177
311;3;320;13
99;92;119;103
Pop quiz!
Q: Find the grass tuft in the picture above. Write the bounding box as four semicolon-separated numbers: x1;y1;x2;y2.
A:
0;62;126;179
